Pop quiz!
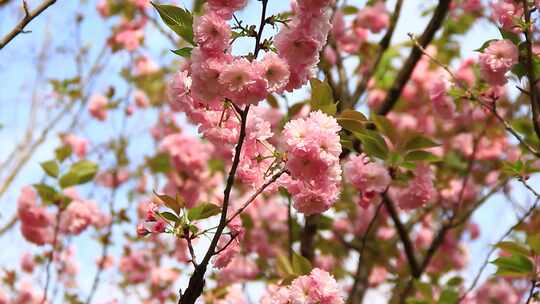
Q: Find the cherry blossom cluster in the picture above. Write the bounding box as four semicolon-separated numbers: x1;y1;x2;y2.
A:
18;186;54;245
261;268;344;304
17;186;108;246
330;1;389;54
478;39;518;86
281;111;342;215
344;153;390;208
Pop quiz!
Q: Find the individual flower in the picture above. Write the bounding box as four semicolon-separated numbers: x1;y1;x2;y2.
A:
355;1;390;33
396;164;435;210
219;58;268;105
212;235;239;269
259;53;290;93
344;154;390;208
194;12;231;54
88;94;108;121
206;0;247;20
479;39;518;85
63;134;89;158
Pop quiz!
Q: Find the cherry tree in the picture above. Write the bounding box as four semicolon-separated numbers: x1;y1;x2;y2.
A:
1;0;540;303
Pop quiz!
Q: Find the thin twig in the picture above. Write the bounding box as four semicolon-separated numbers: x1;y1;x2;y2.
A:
41;209;62;304
347;199;385;304
0;0;57;50
383;194;420;277
462;197;540;300
377;0;452;115
350;0;404;107
408;33;540;158
225;168;287;225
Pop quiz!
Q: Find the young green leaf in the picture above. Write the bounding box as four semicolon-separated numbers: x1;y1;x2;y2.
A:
151;2;194;45
171;47;193;58
188;202;221;221
153;190;184;215
309;78;336;115
292;252;312;275
40;160;59;178
404;135;440;151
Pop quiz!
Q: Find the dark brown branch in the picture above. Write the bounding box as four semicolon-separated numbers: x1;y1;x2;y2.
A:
225;168;288;225
347;199;385;304
0;0;57;50
377;0;452;115
350;0;404;107
179;105;250;304
521;0;540;144
300;214;319;262
383;194;420;277
179;4;270;302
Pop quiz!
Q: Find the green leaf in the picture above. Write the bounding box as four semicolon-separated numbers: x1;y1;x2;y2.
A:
40;160;59;178
147;153;171;173
288;102;305;118
70;160;99;184
309;78;336;115
276;253;295;277
499;28;520;45
171;47;193;58
160;211;179;222
372;115;396;143
317;214;334;230
267;94;279;109
337;110;368;132
354;129;389;160
153;190;184;215
188;202;221;221
491;254;534;274
404;150;440;162
474;39;498;52
342;5;358;14
438;289;459;304
292;252;312;275
496;241;530;256
59;160;98;188
404;135;440;151
59;171;79;189
414;280;433;299
55;145;72;162
527;234;540;252
33;183;58;204
151;2;194;45
446;276;463;287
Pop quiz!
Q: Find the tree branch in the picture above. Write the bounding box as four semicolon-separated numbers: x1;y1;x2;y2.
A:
0;0;57;50
521;0;540;144
350;0;404;108
377;0;452;115
383;194;420;277
178;3;270;303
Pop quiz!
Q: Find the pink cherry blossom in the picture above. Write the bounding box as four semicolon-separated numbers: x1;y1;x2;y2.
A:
88;93;108;121
479;39;518;86
206;0;247;20
219;58;268;105
63;134;89;158
355;2;390;33
396;164;435;210
194;12;231;54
